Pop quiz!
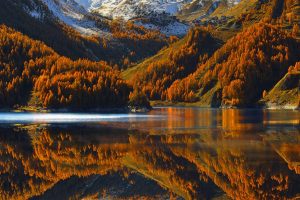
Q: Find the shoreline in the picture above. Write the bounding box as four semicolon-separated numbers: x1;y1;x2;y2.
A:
151;101;299;110
0;103;298;113
0;106;152;114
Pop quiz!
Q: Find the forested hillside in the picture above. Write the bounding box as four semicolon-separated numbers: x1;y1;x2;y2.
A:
0;0;168;66
0;25;132;110
129;27;221;100
0;0;299;110
123;0;300;108
167;22;299;107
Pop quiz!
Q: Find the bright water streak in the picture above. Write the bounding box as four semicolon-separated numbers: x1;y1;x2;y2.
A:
0;113;165;124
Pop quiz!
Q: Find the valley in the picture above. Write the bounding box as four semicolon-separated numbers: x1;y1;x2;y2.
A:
0;1;299;198
0;0;299;110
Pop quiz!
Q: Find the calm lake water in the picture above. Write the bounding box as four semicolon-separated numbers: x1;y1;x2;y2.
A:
0;107;299;200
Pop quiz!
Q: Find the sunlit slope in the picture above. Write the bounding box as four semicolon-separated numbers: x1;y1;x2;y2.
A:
208;0;298;41
211;0;258;17
177;0;216;22
177;0;242;22
122;38;187;80
166;23;299;107
262;69;299;108
122;27;222;103
181;0;299;24
122;0;300;108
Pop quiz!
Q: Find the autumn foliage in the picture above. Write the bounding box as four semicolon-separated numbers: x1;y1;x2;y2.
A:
132;27;219;100
0;25;56;106
0;25;131;109
128;89;151;109
1;124;299;200
288;62;300;73
0;0;168;68
34;59;131;109
167;22;299;106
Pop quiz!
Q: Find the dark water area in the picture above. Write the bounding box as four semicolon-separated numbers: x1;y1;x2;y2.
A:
0;107;299;199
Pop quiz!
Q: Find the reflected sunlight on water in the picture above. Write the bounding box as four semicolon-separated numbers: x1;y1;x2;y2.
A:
0;113;165;124
0;107;299;200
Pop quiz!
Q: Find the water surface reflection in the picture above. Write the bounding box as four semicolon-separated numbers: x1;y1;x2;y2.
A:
0;108;299;199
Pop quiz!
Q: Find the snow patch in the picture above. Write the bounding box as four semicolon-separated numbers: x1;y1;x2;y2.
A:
41;0;107;35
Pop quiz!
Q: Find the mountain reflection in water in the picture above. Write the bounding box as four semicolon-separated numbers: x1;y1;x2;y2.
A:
0;108;299;200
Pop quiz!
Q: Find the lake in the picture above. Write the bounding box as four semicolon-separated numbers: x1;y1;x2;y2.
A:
0;107;299;199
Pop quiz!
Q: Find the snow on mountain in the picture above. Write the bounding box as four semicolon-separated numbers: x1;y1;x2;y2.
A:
70;0;205;36
24;0;241;37
74;0;241;19
73;0;194;19
34;0;110;35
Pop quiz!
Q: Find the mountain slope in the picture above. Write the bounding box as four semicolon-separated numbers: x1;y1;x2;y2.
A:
167;22;299;106
0;0;168;66
75;0;240;19
178;0;240;22
76;0;198;19
40;0;109;35
262;62;300;109
123;27;222;100
123;0;300;107
0;0;102;60
72;0;241;36
1;0;299;109
0;25;131;109
124;0;274;78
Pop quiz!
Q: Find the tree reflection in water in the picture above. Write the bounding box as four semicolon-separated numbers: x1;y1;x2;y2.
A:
0;108;299;200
